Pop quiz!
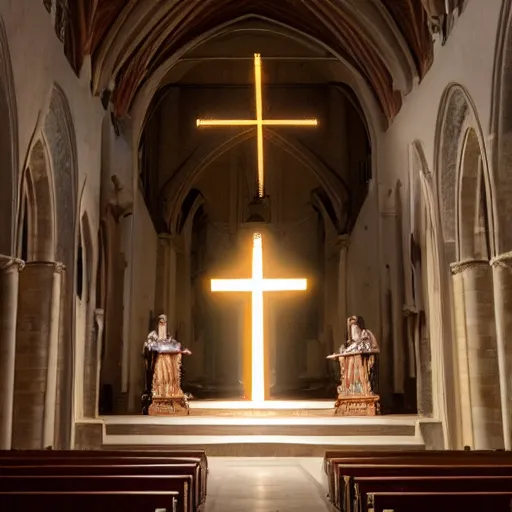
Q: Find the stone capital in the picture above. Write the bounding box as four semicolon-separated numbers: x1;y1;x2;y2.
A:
94;308;105;330
53;262;66;274
0;254;25;273
449;258;489;275
490;250;512;268
336;234;350;251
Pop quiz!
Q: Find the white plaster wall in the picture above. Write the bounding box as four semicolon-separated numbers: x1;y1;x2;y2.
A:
347;184;380;335
127;190;158;411
349;0;503;442
351;0;503;343
0;1;105;427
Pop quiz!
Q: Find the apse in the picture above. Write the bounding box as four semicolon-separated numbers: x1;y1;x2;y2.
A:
137;20;371;400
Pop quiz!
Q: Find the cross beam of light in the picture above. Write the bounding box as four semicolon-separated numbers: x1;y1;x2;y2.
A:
196;54;318;198
210;233;307;402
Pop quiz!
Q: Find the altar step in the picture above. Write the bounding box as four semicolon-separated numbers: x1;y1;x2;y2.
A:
93;401;425;457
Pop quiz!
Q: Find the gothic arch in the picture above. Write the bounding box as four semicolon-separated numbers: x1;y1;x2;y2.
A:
435;85;503;449
42;83;79;449
0;16;19;257
19;138;57;261
490;0;512;254
128;14;383;149
164;129;349;235
434;83;496;262
410;140;456;448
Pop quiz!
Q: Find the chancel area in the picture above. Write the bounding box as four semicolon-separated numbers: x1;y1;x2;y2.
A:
3;0;512;510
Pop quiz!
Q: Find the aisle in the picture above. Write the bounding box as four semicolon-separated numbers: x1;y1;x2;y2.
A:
205;457;334;512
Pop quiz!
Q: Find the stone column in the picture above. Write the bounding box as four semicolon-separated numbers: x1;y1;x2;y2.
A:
490;251;512;450
94;309;105;417
43;263;65;447
13;261;64;449
450;259;503;449
156;234;178;335
0;255;25;449
450;269;474;447
337;235;349;346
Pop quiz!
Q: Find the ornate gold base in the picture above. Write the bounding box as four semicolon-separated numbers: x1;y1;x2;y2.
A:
148;396;190;416
334;395;380;416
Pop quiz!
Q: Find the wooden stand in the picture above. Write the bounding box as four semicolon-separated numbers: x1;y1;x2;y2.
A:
334;395;380;416
148;396;190;416
333;351;380;417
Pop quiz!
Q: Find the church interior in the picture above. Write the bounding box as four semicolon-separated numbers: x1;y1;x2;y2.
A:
2;0;512;510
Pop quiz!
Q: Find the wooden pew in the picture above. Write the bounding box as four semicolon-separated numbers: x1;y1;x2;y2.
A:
0;450;208;508
0;463;201;511
367;491;512;512
0;491;181;512
354;476;512;512
324;451;512;509
0;475;194;512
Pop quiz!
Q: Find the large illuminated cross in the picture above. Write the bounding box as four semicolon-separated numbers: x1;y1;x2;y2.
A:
197;53;318;197
211;233;307;401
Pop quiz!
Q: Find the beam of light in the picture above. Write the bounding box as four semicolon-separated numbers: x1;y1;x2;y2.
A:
197;119;317;127
261;279;307;291
254;54;265;198
210;232;308;402
196;53;318;200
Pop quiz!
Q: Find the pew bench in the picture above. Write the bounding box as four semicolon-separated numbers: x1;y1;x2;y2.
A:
0;491;181;512
0;450;208;509
0;475;194;512
367;491;512;512
0;463;202;511
353;476;512;512
324;451;512;509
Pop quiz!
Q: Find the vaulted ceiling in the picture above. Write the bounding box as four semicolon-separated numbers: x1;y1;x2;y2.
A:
46;0;465;127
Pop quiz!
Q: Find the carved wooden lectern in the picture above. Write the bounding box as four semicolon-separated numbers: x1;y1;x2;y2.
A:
142;347;189;416
334;351;380;416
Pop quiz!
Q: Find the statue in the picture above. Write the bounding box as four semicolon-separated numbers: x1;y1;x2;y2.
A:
327;316;380;416
143;314;192;416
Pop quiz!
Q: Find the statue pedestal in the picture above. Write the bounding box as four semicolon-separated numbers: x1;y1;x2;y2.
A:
332;351;380;417
334;395;380;416
148;396;189;416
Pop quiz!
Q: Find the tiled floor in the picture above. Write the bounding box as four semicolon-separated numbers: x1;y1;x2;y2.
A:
205;457;335;512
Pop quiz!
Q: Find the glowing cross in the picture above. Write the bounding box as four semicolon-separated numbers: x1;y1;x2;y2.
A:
197;54;318;197
211;233;307;402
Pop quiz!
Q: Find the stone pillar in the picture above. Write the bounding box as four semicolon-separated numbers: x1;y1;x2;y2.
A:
490;251;512;450
337;235;349;346
450;259;503;449
451;270;474;447
43;263;65;448
101;211;125;412
156;234;178;335
94;309;105;418
12;261;63;449
0;255;25;449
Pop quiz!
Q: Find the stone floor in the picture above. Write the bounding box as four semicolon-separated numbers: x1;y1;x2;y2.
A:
205;457;335;512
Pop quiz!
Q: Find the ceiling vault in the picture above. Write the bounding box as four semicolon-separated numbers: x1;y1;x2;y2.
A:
45;0;465;127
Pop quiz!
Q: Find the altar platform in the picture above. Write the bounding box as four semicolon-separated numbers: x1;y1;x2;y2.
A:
75;400;441;455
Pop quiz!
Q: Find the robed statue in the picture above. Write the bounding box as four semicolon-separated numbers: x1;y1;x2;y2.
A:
143;314;192;416
327;315;380;416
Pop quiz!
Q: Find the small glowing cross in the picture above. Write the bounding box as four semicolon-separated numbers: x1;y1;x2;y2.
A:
211;233;307;402
197;54;318;197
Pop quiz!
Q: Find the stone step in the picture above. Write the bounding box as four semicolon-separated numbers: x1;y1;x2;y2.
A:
104;416;417;437
102;435;425;457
